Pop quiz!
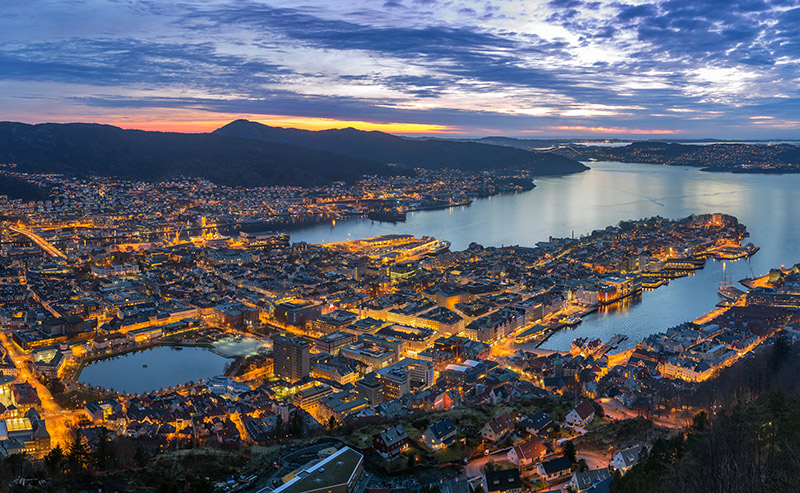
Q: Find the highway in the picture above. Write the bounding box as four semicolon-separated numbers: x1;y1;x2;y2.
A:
9;226;67;259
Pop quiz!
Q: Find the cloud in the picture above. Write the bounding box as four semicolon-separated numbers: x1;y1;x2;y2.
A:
0;0;798;137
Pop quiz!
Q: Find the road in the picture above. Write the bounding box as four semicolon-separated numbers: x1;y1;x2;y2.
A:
9;226;67;259
577;450;610;470
464;448;510;479
599;397;688;429
0;331;83;447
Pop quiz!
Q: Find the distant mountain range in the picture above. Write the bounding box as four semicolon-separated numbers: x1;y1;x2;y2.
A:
548;141;800;173
213;119;587;175
0;121;587;189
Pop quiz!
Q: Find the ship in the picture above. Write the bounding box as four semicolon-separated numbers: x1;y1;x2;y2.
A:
367;209;407;222
718;262;745;301
428;239;451;255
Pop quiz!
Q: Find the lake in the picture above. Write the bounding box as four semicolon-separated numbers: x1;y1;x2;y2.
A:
79;346;230;394
290;161;800;351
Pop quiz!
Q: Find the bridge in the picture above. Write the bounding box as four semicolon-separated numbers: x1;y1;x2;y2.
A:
9;226;67;259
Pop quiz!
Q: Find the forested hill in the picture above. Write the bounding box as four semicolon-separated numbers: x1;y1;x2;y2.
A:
213;119;588;175
0;122;407;187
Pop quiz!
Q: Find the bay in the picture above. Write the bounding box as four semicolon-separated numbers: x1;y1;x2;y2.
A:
290;162;800;351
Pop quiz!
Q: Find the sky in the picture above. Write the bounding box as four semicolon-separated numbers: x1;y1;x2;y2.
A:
1;0;799;138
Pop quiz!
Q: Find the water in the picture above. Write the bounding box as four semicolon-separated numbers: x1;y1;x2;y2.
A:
290;162;800;351
79;346;230;394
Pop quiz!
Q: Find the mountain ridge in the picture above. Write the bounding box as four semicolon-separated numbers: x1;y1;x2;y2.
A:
213;119;588;175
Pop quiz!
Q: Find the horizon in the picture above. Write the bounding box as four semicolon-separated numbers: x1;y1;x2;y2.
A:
2;1;800;139
5;118;800;142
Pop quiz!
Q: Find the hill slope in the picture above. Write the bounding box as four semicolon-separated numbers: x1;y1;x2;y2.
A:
213;120;588;175
0;122;405;187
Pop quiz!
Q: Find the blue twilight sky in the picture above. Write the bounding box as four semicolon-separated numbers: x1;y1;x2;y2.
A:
1;0;799;137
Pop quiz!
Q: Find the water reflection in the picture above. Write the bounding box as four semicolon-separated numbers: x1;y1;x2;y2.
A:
290;162;800;351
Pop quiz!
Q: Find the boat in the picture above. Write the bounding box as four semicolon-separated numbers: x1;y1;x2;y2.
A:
428;239;451;255
142;364;148;368
718;262;745;300
367;210;407;222
564;317;582;327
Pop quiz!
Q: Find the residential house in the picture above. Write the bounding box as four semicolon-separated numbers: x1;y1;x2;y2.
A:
481;412;515;443
507;438;547;469
569;468;612;492
519;411;552;436
421;418;457;450
565;400;596;428
484;468;523;493
610;444;647;475
537;455;572;482
373;425;409;459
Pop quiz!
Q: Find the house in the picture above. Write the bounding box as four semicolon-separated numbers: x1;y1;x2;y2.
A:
421;418;457;450
569;468;612;492
537;455;572;482
519;411;552;436
84;399;124;422
507;438;547;468
373;425;409;459
610;444;647;475
481;412;515;442
565;400;596;427
484;468;523;493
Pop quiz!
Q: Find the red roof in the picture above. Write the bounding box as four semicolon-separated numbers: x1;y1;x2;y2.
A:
573;400;596;420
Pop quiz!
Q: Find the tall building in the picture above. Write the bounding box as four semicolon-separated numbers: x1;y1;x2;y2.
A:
273;336;310;382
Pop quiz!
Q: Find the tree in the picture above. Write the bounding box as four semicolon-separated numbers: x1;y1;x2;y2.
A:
94;426;115;470
328;416;338;432
67;432;90;474
563;440;576;463
134;447;148;468
770;330;790;371
589;400;605;418
274;413;284;439
189;477;214;493
44;444;65;476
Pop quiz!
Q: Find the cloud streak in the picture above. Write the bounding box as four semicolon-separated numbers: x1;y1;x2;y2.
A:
0;0;798;137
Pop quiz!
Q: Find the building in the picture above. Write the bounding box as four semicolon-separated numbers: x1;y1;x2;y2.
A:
484;468;522;493
11;382;41;412
314;331;357;355
373;425;409;459
292;384;333;417
311;310;359;334
537;456;572;482
273;336;311;383
507;438;547;467
519;411;552;436
274;301;323;327
374;366;410;400
421;418;457;450
610;445;647;475
269;446;365;493
565;400;596;427
481;412;515;442
318;390;369;424
354;376;383;405
569;468;612;493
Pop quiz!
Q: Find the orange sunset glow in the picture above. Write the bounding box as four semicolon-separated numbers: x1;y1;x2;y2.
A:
102;114;458;134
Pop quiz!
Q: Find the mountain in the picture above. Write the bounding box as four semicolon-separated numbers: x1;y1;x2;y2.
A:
548;141;800;173
0;122;405;187
213;120;588;175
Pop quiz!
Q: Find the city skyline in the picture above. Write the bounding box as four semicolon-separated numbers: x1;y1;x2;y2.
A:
2;0;800;138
